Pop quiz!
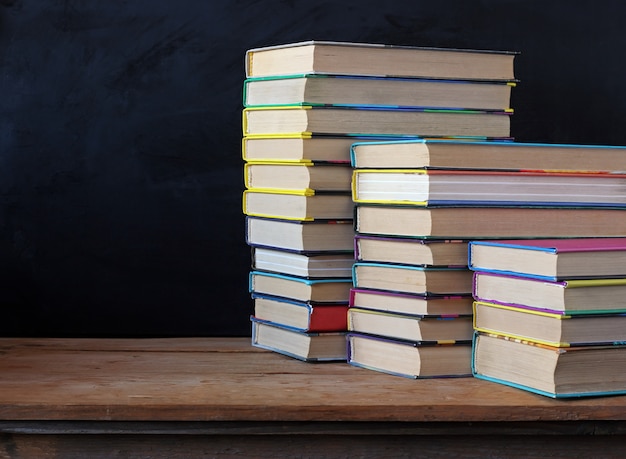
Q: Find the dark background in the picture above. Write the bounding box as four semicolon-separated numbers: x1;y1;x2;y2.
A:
1;0;624;337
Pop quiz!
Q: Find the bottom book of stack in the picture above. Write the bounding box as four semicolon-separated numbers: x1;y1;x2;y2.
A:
347;332;472;379
251;316;347;362
472;332;626;398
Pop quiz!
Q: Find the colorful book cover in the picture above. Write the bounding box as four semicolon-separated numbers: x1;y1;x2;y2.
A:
472;300;626;347
250;316;347;362
472;271;626;314
351;169;626;207
471;332;626;398
252;292;348;332
468;238;626;280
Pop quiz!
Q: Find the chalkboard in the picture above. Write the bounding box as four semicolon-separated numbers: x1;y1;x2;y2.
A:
1;1;625;336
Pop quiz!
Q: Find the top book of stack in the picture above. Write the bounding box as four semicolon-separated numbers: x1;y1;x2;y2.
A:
245;40;517;81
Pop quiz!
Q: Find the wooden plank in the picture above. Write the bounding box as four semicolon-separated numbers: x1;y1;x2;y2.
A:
1;338;626;422
3;433;626;459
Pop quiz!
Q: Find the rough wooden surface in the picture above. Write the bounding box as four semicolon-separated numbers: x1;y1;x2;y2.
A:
1;337;626;423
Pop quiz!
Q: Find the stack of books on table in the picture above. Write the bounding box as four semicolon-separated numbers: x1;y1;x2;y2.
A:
347;139;626;378
469;238;626;398
243;40;519;362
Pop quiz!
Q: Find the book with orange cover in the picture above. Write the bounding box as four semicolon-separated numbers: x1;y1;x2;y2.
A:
244;161;353;192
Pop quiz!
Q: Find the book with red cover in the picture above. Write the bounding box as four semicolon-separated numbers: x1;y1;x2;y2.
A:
252;293;348;332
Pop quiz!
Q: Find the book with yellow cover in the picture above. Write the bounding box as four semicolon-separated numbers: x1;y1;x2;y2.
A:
242;188;353;221
473;300;626;347
244;161;353;192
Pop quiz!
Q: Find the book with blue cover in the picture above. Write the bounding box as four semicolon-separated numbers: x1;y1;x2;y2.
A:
468;238;626;280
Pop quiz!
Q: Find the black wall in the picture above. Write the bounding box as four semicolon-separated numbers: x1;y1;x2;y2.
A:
1;0;625;337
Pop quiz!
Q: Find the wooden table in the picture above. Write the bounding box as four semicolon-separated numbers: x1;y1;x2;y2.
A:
1;337;626;458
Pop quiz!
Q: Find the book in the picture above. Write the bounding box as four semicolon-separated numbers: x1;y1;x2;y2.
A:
242;135;408;163
243;189;353;220
352;262;473;295
251;316;347;362
352;169;626;207
472;272;626;314
355;205;626;239
348;307;473;342
350;138;626;172
350;288;474;316
243;105;512;139
252;293;348;332
244;74;514;111
249;271;352;304
347;332;472;378
354;235;469;267
468;238;626;280
472;332;626;398
245;217;355;252
252;246;354;278
244;161;353;191
245;40;516;81
473;300;626;347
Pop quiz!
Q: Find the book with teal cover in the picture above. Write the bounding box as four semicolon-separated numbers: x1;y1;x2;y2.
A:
471;332;626;398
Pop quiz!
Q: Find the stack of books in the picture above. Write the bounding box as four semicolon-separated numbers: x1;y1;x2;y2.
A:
469;238;626;398
243;40;518;362
348;139;626;378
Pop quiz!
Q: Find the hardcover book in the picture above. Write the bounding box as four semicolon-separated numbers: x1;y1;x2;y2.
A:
243;188;354;221
253;293;348;332
348;307;473;342
352;169;626;207
350;288;474;316
249;271;352;304
251;316;347;362
244;74;513;111
472;332;626;398
242;134;411;164
472;271;626;314
244;161;353;192
352;262;473;295
349;139;626;172
245;216;355;252
347;332;472;379
245;40;517;81
243;105;511;139
473;300;626;347
251;246;354;278
354;235;469;267
468;238;626;280
355;205;626;239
